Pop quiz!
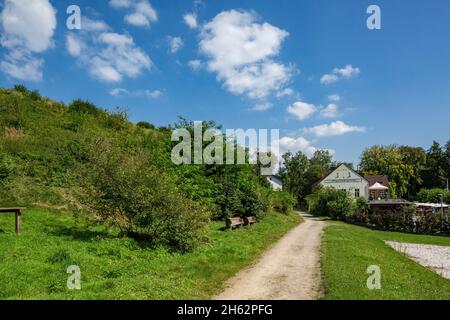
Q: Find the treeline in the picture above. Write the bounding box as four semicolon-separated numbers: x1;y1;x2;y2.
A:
359;144;450;199
280;142;449;203
0;85;294;252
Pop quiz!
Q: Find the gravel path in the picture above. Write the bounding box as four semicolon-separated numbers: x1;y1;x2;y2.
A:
386;241;450;280
213;213;326;300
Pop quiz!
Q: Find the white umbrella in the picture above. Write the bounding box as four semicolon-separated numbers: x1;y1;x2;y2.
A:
369;182;389;190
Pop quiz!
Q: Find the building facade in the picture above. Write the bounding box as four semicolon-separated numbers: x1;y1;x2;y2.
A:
320;164;369;199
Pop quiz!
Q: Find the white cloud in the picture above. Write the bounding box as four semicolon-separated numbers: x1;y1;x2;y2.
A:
199;10;292;99
110;0;158;28
328;94;341;102
304;121;365;137
320;104;339;118
66;18;152;83
109;88;162;99
66;34;83;57
168;36;183;53
273;136;318;158
109;0;131;9
0;49;43;82
287;101;317;120
252;102;272;112
0;0;56;81
188;60;203;70
184;13;198;29
320;64;360;85
276;88;295;98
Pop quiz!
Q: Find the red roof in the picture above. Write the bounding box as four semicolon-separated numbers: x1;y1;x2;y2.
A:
364;175;389;188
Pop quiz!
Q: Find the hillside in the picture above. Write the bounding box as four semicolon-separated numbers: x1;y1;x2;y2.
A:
0;85;170;209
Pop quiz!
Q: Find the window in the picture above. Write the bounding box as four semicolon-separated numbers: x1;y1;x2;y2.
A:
355;189;360;197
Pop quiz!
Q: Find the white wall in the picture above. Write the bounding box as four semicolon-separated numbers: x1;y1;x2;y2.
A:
320;165;369;199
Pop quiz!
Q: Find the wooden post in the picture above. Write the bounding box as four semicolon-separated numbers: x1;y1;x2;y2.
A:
15;209;21;235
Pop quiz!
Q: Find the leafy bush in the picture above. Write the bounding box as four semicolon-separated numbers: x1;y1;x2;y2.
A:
81;141;210;252
416;188;450;204
272;191;297;214
69;99;100;116
137;121;155;130
306;187;354;220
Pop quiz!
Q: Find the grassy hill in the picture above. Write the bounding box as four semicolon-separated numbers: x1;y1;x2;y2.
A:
0;85;170;209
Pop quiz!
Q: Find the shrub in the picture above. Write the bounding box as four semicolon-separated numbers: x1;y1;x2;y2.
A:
13;84;29;94
69;99;100;116
306;187;354;220
416;188;450;205
272;191;297;214
81;140;210;252
137;121;155;130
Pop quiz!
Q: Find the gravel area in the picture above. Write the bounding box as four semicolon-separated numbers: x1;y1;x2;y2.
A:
386;241;450;280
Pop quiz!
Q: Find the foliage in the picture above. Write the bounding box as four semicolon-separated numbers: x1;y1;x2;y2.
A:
68;99;101;116
80;140;210;252
306;187;354;220
360;145;413;198
279;150;332;204
421;141;448;189
416;188;450;204
271;191;297;214
136;121;155;130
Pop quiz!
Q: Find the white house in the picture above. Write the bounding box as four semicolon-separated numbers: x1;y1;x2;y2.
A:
267;175;283;191
319;164;369;199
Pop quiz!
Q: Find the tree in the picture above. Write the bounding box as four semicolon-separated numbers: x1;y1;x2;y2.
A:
279;150;333;204
398;146;426;197
278;151;309;204
359;145;413;198
422;141;446;189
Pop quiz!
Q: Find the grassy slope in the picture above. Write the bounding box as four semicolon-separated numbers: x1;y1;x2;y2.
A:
322;221;450;300
0;209;301;300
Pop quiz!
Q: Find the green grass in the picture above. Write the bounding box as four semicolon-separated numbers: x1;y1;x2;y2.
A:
0;208;301;300
322;221;450;300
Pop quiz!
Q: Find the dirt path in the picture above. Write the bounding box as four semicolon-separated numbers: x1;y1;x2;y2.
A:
213;213;326;300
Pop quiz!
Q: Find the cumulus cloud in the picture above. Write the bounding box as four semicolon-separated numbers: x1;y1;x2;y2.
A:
320;64;360;85
304;121;365;137
199;10;292;99
0;0;56;81
168;36;183;53
66;17;152;83
184;13;198;29
320;104;339;118
109;87;162;99
109;0;158;28
273;136;318;158
287;101;317;120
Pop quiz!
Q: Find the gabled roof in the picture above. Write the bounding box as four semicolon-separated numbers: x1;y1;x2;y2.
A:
319;164;369;185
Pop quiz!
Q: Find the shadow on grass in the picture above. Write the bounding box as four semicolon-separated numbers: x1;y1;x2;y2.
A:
46;225;114;242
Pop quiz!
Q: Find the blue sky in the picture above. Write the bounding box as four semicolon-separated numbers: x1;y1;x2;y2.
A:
0;0;449;164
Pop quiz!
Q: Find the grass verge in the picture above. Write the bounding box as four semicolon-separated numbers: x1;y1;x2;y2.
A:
0;208;301;300
321;221;450;300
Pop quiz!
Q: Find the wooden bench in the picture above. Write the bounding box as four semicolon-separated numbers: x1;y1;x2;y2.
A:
226;217;244;229
0;208;25;235
244;216;257;226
